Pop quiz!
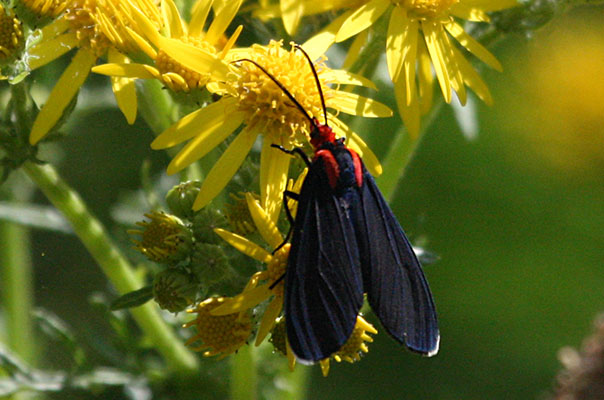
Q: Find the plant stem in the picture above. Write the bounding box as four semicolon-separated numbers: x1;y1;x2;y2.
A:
22;161;199;374
0;219;35;364
230;344;257;400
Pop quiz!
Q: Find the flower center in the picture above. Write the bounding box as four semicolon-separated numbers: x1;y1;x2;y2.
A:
0;5;23;60
21;0;68;17
64;0;149;56
230;40;330;147
129;212;189;263
398;0;458;18
156;36;218;91
184;297;252;357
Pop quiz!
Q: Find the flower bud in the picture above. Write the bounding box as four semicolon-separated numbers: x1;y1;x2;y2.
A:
129;212;192;264
153;269;198;313
190;242;229;285
165;181;202;220
191;208;226;244
0;5;23;62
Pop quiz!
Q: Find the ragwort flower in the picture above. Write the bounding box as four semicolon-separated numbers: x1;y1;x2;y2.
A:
27;0;162;144
183;296;252;358
92;0;243;92
152;39;391;222
334;0;518;137
210;192;291;348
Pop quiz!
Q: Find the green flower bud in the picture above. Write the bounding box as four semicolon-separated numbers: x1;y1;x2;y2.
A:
191;208;226;244
153;269;198;313
129;212;192;264
190;242;229;285
165;181;202;220
224;192;258;236
269;317;287;356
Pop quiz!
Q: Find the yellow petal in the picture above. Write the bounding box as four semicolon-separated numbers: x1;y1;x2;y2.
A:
189;0;213;37
417;42;434;116
397;13;419;106
394;77;421;139
386;7;406;82
246;193;283;250
205;0;242;45
330;91;393;118
321;69;377;90
161;0;186;38
30;49;96;145
280;0;304;35
28;32;79;71
219;25;243;59
255;297;282;345
214;228;272;263
159;36;231;80
211;284;272;315
343;29;368;69
153;97;238;148
422;20;451;103
302;12;349;61
129;2;163;48
260;142;291;224
440;32;466;105
192;127;260;210
336;0;389;43
92;63;159;79
40;17;70;39
459;0;518;12
452;46;493;105
450;5;490;22
445;21;502;71
108;48;137;124
125;27;157;59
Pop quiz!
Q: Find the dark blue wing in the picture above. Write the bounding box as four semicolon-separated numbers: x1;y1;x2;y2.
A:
356;169;439;356
285;158;364;362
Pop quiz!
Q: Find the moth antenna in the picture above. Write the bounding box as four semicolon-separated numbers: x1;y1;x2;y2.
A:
294;45;328;126
231;58;317;130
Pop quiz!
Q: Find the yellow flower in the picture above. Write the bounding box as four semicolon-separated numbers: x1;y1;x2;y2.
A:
27;0;162;144
211;193;290;347
319;316;377;376
183;296;252;358
151;39;391;221
128;211;192;263
273;0;516;138
92;0;243;92
0;4;23;61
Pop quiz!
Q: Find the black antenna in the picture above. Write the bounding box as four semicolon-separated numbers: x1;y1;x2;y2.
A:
231;58;317;129
294;45;328;126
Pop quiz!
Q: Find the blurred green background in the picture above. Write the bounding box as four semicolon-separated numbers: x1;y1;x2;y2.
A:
4;6;603;400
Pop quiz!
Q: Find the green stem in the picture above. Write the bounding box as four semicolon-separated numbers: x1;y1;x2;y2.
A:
138;79;177;135
283;365;309;400
0;219;35;365
230;344;257;400
22;161;199;374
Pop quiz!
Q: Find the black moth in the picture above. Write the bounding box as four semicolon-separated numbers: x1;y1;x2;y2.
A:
236;46;439;362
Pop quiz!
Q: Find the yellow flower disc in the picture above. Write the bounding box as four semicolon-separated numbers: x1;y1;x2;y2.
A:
184;297;252;357
0;5;23;60
156;36;218;91
229;40;332;147
399;0;459;18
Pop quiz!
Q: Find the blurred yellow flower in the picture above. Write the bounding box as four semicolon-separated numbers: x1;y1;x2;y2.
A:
152;39;390;221
28;0;162;144
92;0;243;92
502;14;604;174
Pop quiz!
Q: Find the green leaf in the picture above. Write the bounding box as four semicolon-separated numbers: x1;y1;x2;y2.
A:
110;286;154;311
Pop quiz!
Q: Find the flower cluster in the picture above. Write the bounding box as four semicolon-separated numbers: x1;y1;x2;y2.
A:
10;0;525;378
